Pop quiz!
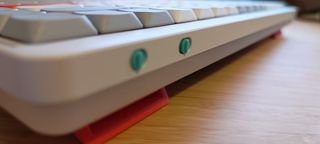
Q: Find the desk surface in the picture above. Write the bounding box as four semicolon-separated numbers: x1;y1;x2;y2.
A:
1;20;320;144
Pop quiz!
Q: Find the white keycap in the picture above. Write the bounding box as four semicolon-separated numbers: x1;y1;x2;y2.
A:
17;4;82;12
245;6;255;12
154;8;197;23
169;4;214;20
1;13;98;43
76;10;143;33
211;7;228;17
42;6;118;13
119;8;174;28
236;6;247;13
254;5;262;11
256;5;266;11
191;7;215;20
225;6;239;15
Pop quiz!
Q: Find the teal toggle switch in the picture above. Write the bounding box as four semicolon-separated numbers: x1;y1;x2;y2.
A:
131;49;147;72
179;37;192;55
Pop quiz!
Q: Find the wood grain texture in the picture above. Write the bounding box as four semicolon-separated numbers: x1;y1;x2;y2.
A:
1;19;320;144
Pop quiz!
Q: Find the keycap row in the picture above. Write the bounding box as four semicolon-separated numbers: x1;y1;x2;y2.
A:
0;4;273;43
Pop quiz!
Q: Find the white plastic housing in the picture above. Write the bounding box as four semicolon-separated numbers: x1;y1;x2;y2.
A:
0;7;296;135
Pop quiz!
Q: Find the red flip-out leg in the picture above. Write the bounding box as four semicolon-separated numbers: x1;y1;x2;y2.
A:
271;30;282;39
0;4;21;8
0;3;75;9
74;88;169;144
0;3;43;8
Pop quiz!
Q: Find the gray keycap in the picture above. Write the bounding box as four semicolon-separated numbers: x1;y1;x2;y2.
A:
1;13;98;43
0;9;14;33
42;6;118;13
119;8;174;28
0;8;11;11
76;10;143;34
0;9;40;33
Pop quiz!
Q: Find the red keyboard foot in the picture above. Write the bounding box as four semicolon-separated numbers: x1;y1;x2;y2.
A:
0;4;45;8
74;88;169;144
271;31;282;39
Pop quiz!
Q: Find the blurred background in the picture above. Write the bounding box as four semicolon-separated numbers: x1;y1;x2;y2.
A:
285;0;320;13
284;0;320;21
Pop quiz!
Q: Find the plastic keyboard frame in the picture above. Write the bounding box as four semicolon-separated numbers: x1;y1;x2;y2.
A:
0;7;296;135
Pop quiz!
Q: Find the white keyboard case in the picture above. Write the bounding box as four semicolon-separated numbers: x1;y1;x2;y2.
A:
0;1;296;135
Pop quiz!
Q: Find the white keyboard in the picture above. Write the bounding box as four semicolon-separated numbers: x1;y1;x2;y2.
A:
0;0;296;136
1;1;281;43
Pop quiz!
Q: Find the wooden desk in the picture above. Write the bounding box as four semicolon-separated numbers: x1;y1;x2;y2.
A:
1;20;320;144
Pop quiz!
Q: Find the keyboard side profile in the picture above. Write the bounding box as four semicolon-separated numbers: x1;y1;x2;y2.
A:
0;1;296;135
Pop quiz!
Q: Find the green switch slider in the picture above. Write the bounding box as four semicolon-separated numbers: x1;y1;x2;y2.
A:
179;37;192;55
131;49;147;72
